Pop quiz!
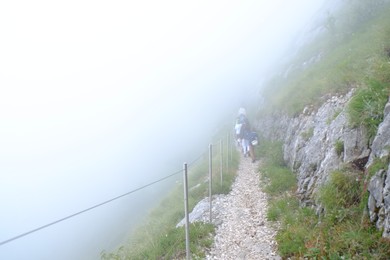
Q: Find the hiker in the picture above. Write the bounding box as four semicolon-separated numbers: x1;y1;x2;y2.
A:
238;107;246;116
236;107;258;163
244;128;258;163
248;131;258;163
236;108;250;157
234;119;243;148
234;108;246;148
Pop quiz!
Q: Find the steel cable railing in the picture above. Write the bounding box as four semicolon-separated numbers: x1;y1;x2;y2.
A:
0;168;183;246
1;132;236;260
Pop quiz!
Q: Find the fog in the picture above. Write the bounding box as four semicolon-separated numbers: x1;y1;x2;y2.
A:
1;1;328;259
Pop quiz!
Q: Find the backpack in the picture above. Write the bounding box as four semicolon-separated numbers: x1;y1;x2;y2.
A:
237;114;247;124
235;114;247;138
249;132;258;146
238;114;250;132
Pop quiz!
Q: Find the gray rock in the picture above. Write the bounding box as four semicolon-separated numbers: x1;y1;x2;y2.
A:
382;166;390;238
366;99;390;237
256;94;390;237
367;99;390;165
368;170;386;224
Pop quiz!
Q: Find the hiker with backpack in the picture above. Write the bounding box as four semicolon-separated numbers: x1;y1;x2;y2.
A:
236;108;257;163
247;131;258;163
235;119;243;148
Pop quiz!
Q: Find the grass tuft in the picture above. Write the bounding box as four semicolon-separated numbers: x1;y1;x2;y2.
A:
334;140;344;156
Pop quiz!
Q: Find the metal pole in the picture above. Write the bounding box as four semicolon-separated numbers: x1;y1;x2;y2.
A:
220;139;223;187
208;144;212;223
183;163;190;260
230;133;236;162
226;133;229;173
230;130;233;162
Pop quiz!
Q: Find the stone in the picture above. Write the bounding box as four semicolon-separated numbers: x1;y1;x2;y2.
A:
367;100;390;165
256;94;390;237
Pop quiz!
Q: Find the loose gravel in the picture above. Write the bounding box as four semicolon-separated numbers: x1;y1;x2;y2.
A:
178;154;281;259
205;156;281;260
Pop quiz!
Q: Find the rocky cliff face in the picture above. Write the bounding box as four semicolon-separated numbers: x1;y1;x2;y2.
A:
255;91;390;238
366;101;390;238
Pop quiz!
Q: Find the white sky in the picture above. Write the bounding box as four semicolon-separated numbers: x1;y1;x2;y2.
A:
0;0;328;259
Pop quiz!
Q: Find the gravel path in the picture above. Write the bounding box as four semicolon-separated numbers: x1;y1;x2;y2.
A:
205;155;281;260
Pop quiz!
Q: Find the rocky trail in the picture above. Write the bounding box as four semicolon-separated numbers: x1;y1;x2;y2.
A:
179;154;280;259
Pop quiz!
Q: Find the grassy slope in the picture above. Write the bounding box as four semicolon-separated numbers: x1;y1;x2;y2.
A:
257;1;390;258
259;1;390;117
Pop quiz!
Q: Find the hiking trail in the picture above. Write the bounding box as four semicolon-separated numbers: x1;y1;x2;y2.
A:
205;154;281;259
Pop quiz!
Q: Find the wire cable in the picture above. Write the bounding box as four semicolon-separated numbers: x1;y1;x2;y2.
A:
188;150;208;167
0;168;183;247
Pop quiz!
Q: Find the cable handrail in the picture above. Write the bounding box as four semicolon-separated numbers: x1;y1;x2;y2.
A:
188;150;208;167
0;137;234;248
0;168;184;247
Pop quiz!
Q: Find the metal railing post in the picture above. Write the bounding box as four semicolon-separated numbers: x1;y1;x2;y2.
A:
226;133;229;173
230;130;233;162
208;144;212;223
220;139;223;187
183;163;190;260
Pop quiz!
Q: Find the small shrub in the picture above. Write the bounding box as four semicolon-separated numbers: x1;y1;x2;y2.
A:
367;157;389;177
318;170;361;212
335;140;344;156
327;109;342;125
301;127;314;141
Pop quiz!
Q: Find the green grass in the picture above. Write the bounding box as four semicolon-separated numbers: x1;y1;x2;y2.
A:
301;127;314;141
326;109;342;125
256;140;296;197
367;157;389;177
101;135;240;259
257;1;390;258
258;1;390;117
334;140;344;156
256;140;296;196
101;222;215;260
266;195;299;222
256;139;285;167
257;138;390;259
261;165;296;196
317;170;362;222
347;79;389;139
